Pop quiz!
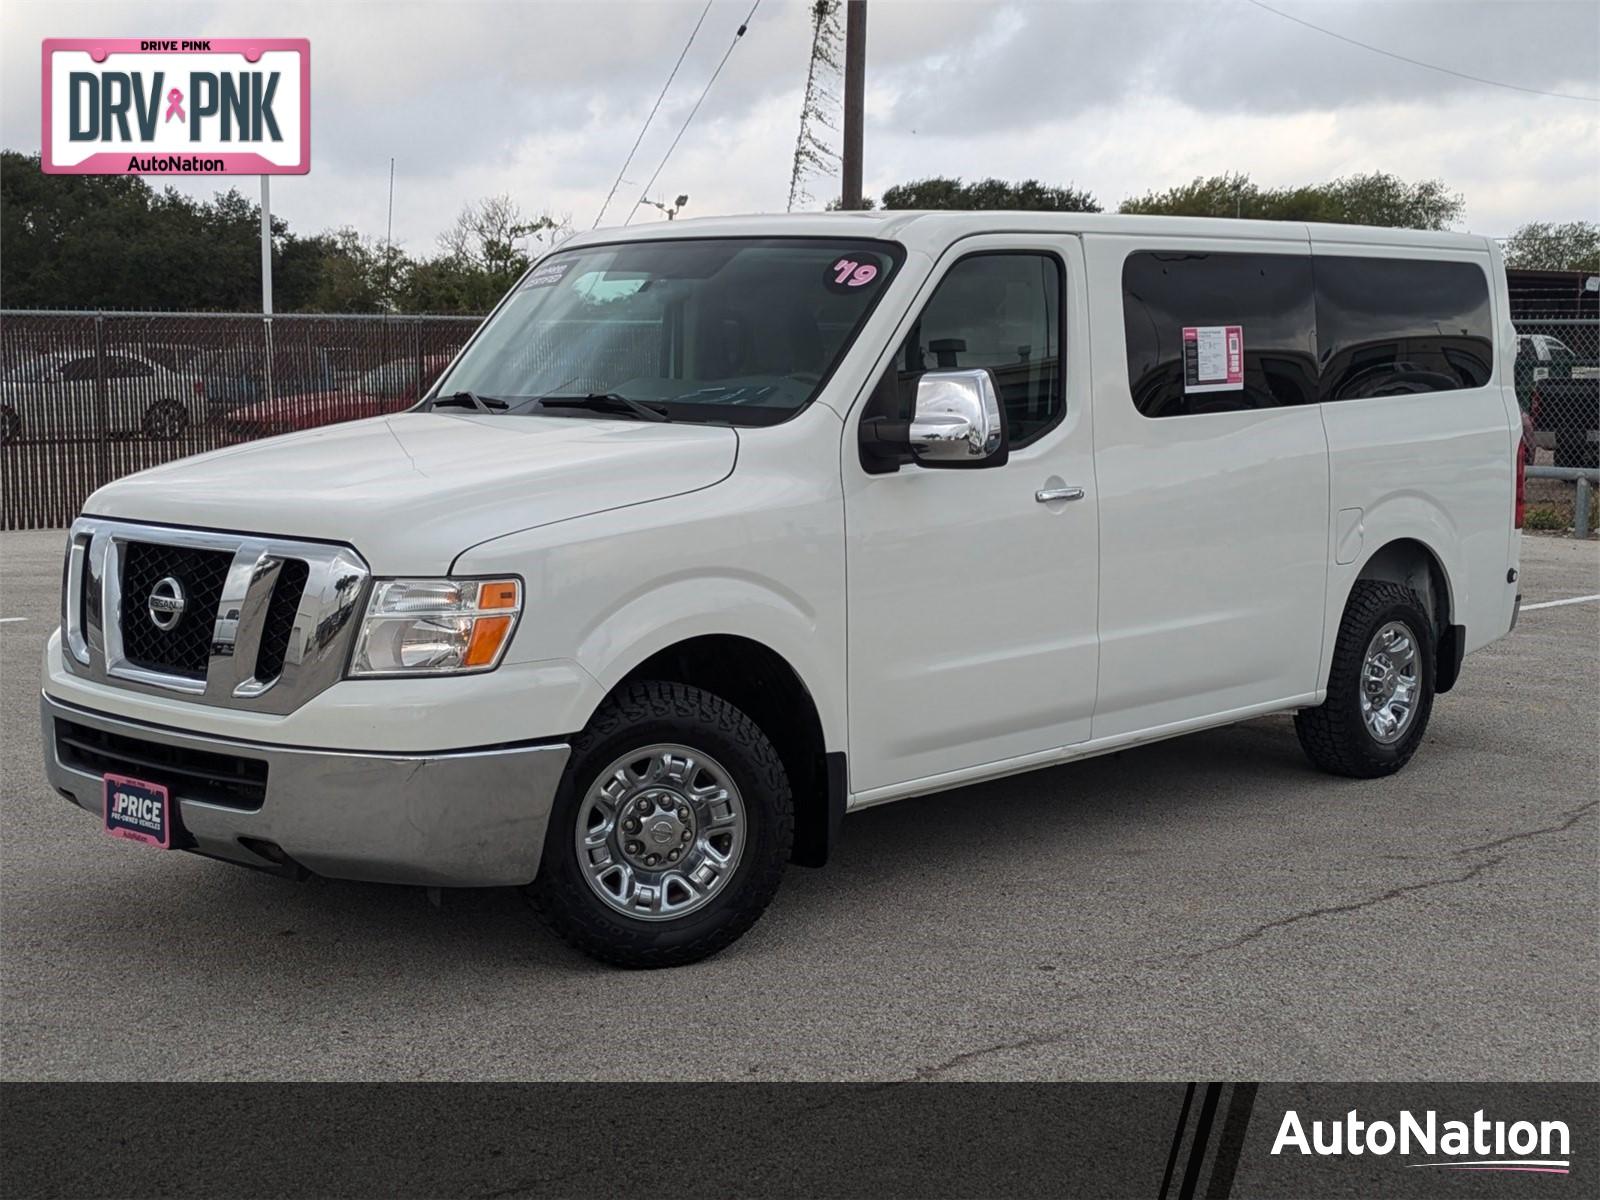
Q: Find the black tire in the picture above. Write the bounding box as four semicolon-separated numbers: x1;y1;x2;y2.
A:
1295;581;1436;779
142;399;188;440
529;681;793;968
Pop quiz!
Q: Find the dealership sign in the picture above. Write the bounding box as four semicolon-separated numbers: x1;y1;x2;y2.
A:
42;38;308;174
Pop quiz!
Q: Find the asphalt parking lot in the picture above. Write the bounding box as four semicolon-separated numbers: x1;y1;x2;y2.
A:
2;528;1595;1082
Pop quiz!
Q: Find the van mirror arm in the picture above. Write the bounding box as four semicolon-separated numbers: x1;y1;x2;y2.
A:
859;416;913;474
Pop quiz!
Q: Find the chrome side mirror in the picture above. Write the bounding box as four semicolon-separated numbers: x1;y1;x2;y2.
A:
909;370;1005;463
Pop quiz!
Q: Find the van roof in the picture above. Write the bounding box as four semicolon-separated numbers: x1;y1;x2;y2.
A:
569;211;1493;256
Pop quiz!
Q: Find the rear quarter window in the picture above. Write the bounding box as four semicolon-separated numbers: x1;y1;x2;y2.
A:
1314;257;1493;401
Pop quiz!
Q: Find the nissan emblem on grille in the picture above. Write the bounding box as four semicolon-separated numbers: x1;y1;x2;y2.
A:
146;576;186;631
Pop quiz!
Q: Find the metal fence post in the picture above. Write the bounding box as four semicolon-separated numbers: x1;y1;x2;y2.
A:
92;310;108;489
1577;476;1593;541
261;314;275;406
415;317;424;402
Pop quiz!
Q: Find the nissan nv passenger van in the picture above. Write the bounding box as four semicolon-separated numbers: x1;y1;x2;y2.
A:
43;213;1524;966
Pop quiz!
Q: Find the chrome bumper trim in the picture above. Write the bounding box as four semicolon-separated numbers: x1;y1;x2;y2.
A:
41;692;569;887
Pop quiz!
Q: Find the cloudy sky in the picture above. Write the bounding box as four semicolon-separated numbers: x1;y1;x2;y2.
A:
6;0;1598;254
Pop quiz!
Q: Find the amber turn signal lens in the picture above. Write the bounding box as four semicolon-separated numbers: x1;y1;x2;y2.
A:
463;615;513;667
478;580;520;610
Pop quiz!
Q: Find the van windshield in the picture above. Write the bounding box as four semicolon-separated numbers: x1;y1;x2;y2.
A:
430;237;903;426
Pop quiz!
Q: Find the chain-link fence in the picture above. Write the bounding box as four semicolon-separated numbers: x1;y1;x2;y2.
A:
1514;317;1599;537
3;310;1596;531
1;312;483;529
1514;317;1599;470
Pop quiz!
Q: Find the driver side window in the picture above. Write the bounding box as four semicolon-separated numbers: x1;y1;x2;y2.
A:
871;252;1064;446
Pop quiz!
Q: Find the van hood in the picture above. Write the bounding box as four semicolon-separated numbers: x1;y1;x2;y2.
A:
84;412;739;573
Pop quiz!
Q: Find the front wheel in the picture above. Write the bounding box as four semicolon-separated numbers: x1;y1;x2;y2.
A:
1295;581;1436;778
529;681;794;968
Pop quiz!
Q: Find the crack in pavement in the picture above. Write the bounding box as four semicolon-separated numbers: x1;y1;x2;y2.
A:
1178;797;1598;966
1449;798;1597;858
897;801;1598;1079
908;1014;1089;1082
1177;855;1505;965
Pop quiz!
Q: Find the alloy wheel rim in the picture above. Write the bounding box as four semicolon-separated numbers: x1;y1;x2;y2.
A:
574;743;746;921
1359;620;1419;744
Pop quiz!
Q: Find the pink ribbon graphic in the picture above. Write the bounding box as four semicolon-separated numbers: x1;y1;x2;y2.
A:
164;88;185;123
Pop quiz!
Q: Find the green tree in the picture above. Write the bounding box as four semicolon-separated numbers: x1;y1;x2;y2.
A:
301;228;409;313
1503;221;1600;271
1119;171;1463;230
879;176;1101;212
1;153;582;314
0;151;337;310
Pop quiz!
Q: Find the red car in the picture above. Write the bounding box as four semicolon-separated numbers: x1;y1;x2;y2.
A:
226;355;450;439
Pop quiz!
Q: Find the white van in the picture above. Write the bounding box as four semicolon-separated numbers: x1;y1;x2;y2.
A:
42;214;1524;966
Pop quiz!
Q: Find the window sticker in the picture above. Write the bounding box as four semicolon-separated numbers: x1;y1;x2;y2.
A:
1182;325;1244;393
824;255;886;293
521;259;573;290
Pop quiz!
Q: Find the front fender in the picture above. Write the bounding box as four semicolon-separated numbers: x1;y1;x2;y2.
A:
453;409;849;748
577;571;831;697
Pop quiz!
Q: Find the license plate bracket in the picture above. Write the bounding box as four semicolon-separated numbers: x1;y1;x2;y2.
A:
103;774;172;849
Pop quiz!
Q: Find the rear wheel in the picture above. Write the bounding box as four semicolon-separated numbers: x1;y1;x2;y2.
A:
529;681;793;968
1295;581;1435;778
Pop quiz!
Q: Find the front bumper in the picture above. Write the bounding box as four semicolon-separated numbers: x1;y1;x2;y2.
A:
41;693;569;887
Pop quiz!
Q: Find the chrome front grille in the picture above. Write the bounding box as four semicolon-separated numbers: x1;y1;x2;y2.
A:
118;541;236;678
62;517;370;714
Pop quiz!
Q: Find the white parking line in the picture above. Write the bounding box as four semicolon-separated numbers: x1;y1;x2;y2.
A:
0;616;27;624
1521;594;1600;612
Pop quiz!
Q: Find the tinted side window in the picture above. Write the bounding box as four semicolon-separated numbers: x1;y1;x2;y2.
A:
885;253;1063;446
106;356;155;380
1122;251;1317;418
1315;257;1492;401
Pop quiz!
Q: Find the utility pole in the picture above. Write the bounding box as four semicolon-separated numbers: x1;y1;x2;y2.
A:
840;0;866;210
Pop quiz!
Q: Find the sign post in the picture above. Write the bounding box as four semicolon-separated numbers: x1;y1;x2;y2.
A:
43;39;309;400
260;175;273;315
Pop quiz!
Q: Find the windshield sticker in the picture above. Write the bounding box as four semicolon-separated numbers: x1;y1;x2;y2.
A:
521;260;573;290
1182;325;1244;393
825;256;884;293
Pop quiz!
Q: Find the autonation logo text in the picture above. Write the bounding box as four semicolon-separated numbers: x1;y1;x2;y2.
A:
1272;1108;1571;1175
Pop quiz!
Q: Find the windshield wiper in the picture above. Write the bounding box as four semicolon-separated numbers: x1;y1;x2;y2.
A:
430;390;510;412
534;393;671;422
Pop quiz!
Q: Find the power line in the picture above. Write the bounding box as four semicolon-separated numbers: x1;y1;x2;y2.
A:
1244;0;1600;103
626;0;764;225
593;0;715;228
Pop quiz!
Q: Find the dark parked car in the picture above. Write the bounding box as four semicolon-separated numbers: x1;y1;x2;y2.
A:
1531;376;1600;468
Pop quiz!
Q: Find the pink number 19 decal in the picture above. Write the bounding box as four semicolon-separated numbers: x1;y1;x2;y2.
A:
832;258;879;287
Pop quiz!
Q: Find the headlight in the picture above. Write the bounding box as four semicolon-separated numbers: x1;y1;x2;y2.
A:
349;577;522;677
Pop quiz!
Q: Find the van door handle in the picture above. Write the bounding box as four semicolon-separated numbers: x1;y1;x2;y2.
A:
1035;486;1085;503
